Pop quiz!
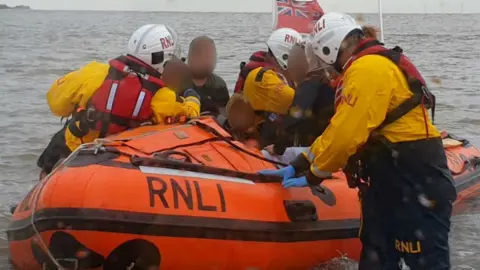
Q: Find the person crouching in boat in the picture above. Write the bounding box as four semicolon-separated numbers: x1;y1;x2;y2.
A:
187;35;230;116
233;28;301;94
264;25;381;163
227;28;302;147
153;58;200;124
37;24;201;179
260;12;456;270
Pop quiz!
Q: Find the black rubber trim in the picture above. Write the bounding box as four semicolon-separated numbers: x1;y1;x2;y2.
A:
7;208;360;242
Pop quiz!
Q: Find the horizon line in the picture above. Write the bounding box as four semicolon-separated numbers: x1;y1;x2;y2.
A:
3;8;479;14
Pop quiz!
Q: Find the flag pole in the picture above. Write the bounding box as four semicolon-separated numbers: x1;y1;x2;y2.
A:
378;0;385;42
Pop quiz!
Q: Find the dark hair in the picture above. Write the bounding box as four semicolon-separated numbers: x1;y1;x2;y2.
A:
361;25;378;39
188;35;215;54
338;29;365;55
346;29;365;43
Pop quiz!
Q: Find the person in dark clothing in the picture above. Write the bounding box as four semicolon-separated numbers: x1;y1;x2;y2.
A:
226;41;335;154
263;41;336;155
187;35;230;115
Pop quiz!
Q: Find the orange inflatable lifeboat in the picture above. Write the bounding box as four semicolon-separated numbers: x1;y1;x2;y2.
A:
7;118;480;270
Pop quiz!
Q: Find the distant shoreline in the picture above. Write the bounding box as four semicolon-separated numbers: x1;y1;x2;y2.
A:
0;4;31;10
0;6;477;14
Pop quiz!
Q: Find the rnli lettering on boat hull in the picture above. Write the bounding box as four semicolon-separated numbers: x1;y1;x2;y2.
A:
147;176;227;212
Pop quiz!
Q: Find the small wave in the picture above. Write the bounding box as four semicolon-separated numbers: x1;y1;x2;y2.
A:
4;68;23;74
457;117;480;125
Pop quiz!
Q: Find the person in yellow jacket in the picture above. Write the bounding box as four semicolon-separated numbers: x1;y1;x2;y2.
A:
226;28;302;149
37;24;200;179
260;12;456;270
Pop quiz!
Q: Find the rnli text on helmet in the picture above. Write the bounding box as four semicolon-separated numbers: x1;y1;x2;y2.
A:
285;34;299;45
160;36;175;50
313;19;326;35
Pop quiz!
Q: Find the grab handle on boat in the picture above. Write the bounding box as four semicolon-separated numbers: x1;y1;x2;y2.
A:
283;200;318;222
309;185;337;207
154;150;193;163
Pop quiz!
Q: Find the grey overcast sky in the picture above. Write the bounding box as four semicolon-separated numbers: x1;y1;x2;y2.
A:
2;0;479;13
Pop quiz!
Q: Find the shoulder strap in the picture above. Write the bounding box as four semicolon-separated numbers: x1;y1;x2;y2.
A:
255;67;271;82
109;59;163;95
119;55;162;78
372;49;435;132
352;39;384;55
250;54;266;62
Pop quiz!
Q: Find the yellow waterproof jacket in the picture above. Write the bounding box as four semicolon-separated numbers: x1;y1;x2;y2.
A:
47;61;200;151
150;87;200;124
304;54;440;175
243;67;295;115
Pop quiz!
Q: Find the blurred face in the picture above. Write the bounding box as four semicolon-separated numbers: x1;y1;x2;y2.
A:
336;38;357;71
188;41;217;79
287;45;309;84
227;94;256;132
162;59;191;92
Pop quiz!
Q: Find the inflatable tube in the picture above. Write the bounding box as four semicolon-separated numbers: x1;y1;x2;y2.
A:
7;118;480;270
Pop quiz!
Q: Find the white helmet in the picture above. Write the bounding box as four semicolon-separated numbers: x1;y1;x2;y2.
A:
304;35;329;73
266;28;303;70
310;12;362;65
127;24;181;73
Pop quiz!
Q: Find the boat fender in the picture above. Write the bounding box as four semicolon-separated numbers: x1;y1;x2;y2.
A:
31;231;105;269
283;200;318;222
309;185;337;207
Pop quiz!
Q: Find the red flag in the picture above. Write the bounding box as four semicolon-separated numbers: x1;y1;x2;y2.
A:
274;0;324;34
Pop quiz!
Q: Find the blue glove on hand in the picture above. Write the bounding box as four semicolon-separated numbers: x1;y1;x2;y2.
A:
282;176;308;188
259;166;309;188
258;165;296;181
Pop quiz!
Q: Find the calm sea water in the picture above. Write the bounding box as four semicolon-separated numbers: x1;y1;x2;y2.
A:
0;10;479;270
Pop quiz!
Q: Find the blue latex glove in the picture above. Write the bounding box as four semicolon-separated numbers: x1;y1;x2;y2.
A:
282;176;308;188
258;165;296;181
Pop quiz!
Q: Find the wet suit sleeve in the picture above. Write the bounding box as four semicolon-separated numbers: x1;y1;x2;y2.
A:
303;56;393;181
150;87;201;124
198;74;230;115
273;79;334;154
47;62;109;117
211;74;230;109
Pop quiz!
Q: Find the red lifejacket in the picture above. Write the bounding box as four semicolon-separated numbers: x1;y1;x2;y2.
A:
233;51;273;93
69;55;165;138
335;39;435;131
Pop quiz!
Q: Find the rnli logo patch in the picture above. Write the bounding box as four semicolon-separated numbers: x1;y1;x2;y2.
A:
338;92;358;108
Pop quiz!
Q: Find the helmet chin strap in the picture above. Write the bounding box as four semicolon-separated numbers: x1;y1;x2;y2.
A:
335;55;354;73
